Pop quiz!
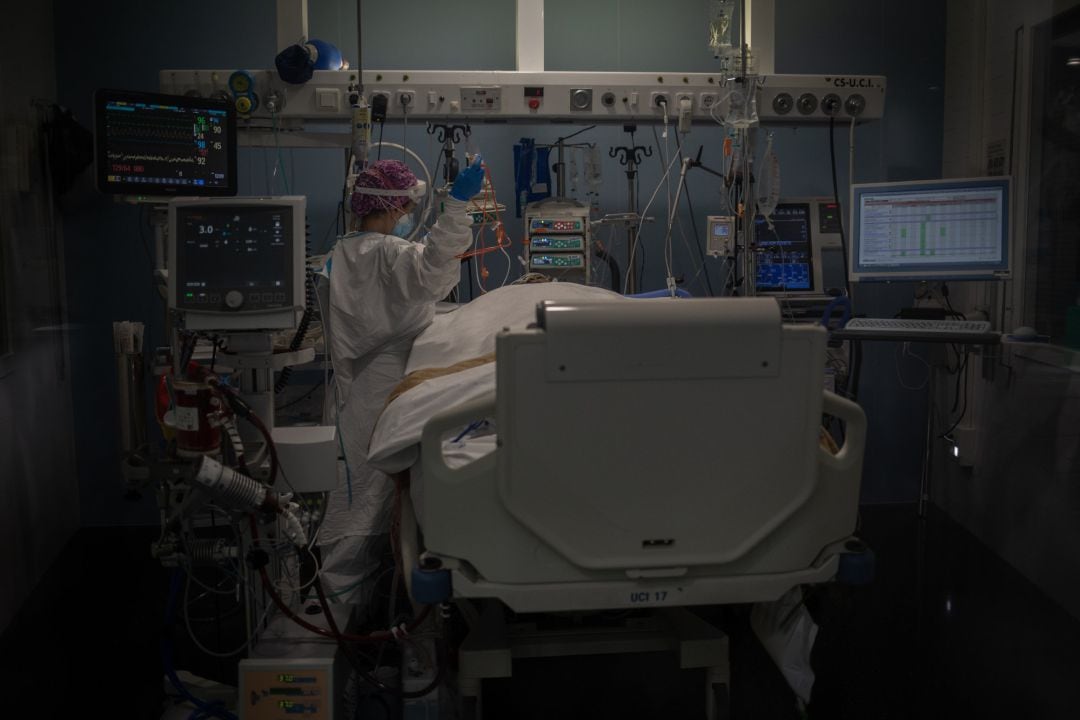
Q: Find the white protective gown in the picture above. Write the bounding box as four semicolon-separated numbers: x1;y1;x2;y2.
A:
320;198;473;603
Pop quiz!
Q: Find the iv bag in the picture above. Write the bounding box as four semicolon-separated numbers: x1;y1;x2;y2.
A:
708;1;736;58
723;83;759;129
757;133;781;225
586;146;602;189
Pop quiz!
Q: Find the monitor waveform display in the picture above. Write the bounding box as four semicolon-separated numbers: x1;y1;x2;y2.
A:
95;90;236;195
106;152;199;164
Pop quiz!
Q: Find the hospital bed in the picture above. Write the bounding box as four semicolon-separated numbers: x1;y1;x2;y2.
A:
367;288;868;717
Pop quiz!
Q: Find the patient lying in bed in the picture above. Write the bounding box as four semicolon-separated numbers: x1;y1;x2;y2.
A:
367;282;841;519
366;283;631;506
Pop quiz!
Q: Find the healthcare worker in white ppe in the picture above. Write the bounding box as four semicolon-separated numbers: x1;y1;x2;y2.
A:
320;156;485;609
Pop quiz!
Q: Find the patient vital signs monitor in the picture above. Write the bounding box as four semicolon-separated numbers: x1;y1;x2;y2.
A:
849;178;1010;282
94;89;237;196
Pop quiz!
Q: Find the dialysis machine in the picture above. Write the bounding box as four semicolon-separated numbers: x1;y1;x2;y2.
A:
99;88;347;719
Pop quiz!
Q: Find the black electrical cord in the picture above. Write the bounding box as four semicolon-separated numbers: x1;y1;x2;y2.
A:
847;338;863;402
595;248;621;291
276;225;316;394
828;117;852;299
950;348;968;413
277;380;327;410
178;332;199;378
942;283;966;320
275;271;316;393
376;121;385;160
938;353;970;438
355;0;363;81
430;148;444;190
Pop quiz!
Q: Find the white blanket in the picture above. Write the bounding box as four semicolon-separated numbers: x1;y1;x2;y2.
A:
367;283;628;473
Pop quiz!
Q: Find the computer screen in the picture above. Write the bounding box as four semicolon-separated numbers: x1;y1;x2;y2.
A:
754;203;814;292
850;177;1010;282
168;197;305;331
94;89;237;196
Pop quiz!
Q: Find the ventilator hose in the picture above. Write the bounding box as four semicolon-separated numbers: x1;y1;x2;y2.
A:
195;458;266;509
186;538;228;564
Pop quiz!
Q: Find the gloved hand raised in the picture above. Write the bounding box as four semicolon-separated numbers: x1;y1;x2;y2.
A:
449;155;485;201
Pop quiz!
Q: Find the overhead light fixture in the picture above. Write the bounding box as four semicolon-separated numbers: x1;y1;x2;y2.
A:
1067;57;1080;66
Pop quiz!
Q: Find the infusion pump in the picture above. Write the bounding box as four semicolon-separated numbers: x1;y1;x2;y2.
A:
524;202;592;284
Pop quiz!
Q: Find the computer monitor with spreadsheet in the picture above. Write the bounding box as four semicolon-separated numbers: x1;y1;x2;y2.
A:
849;177;1010;282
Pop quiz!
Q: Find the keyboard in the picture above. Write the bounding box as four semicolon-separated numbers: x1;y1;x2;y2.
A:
837;318;998;343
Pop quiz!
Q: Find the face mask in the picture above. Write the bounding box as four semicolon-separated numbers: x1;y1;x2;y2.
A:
392;212;416;238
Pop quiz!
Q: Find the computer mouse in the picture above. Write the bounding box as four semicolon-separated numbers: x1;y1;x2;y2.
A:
1011;326;1038;340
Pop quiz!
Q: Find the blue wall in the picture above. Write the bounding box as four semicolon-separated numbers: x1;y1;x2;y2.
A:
55;0;944;525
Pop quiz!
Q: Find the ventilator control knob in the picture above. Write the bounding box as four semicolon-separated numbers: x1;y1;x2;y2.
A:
225;290;244;309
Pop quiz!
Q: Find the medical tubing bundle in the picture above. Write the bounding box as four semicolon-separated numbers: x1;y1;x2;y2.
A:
163;569;238;720
625;149;681;293
669;132;716;297
192;456;309;546
249;516;431;644
209;379;279;486
314;576;447;698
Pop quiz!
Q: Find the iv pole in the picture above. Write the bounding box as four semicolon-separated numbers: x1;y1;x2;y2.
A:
608;126;653;294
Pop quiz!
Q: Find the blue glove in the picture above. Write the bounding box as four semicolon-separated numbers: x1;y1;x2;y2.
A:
450;155;485;201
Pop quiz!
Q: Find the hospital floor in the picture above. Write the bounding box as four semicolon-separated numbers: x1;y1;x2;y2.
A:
3;504;1079;719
